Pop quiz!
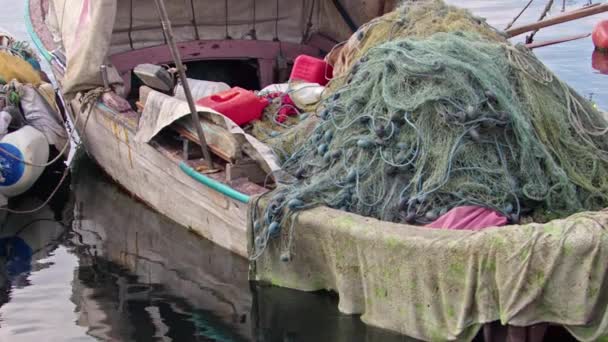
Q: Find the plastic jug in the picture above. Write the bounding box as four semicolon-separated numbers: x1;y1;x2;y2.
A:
196;87;269;126
290;55;333;86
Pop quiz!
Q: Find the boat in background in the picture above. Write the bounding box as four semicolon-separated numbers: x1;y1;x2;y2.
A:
0;31;70;219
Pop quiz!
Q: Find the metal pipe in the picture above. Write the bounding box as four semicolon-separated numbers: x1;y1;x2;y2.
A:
154;0;214;169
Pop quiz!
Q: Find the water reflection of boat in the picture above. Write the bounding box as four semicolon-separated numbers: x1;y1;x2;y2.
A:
71;158;409;341
70;158;252;341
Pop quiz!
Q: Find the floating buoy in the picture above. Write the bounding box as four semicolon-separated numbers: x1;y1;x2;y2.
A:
592;20;608;50
0;126;48;197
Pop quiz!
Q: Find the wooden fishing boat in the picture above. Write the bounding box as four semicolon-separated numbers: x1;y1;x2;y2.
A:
28;0;608;341
26;0;386;258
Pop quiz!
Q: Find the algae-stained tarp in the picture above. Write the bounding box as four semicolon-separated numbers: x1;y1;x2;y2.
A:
251;206;608;341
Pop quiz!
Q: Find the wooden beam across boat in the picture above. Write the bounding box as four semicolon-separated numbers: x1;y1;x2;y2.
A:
525;32;591;49
506;3;608;38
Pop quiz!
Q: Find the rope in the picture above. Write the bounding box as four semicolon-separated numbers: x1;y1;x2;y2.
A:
526;0;555;44
0;165;70;214
0;89;102;214
301;0;317;42
505;0;535;30
0;87;100;168
0;108;80;168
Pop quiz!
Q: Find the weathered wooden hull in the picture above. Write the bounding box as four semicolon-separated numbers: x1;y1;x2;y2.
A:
69;101;249;258
71;161;253;340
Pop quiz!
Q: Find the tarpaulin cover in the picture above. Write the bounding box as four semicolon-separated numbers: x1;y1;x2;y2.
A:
137;90;280;175
14;81;68;153
44;0;391;97
251;206;608;341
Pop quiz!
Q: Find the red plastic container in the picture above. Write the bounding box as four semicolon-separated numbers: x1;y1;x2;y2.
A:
196;87;269;126
592;20;608;50
290;55;333;86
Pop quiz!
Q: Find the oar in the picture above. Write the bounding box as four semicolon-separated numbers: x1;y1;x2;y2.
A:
506;2;608;38
153;0;214;170
525;32;591;49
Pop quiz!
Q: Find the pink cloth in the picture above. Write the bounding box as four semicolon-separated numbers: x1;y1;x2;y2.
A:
425;206;508;231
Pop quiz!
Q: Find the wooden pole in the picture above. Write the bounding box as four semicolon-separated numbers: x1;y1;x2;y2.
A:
506;2;608;37
505;0;535;30
154;0;214;169
332;0;358;33
525;32;591;49
525;0;554;44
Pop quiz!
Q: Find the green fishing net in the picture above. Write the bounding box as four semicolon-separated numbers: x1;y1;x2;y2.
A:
250;1;608;260
330;0;505;79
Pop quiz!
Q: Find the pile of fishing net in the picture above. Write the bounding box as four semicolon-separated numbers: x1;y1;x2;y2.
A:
250;0;608;260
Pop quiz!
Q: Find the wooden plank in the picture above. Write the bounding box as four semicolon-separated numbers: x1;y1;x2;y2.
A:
506;3;608;37
173;125;238;163
70;99;250;257
138;86;242;163
226;160;268;184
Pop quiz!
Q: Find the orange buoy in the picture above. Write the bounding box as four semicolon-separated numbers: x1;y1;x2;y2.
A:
592;20;608;50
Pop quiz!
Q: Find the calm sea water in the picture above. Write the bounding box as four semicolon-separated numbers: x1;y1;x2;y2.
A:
0;1;606;341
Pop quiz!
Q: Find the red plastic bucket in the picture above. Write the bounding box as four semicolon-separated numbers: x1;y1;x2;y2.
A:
290;55;333;86
196;87;268;126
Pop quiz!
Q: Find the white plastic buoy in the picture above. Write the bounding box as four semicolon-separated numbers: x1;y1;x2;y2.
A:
0;125;49;197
